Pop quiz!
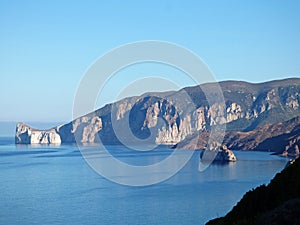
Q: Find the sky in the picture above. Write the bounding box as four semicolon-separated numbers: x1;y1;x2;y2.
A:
0;0;300;123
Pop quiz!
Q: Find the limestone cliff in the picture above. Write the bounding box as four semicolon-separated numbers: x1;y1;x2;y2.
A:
15;122;61;144
15;78;300;146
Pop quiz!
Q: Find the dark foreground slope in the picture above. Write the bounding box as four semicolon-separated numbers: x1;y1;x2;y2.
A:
206;158;300;225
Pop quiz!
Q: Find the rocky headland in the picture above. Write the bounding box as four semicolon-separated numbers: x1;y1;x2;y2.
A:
15;122;61;144
16;78;300;156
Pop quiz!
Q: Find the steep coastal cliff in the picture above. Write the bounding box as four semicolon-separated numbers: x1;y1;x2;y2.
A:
15;122;61;144
16;78;300;150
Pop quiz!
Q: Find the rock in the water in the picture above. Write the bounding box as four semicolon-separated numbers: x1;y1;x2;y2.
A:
215;145;237;162
200;143;237;162
15;122;61;144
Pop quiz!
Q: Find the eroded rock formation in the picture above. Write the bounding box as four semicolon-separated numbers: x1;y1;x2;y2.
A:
200;143;237;162
15;122;61;144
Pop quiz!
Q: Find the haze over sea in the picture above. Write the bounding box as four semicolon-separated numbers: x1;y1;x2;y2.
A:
0;137;287;225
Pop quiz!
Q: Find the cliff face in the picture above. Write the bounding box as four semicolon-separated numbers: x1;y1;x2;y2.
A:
15;122;61;144
15;78;300;145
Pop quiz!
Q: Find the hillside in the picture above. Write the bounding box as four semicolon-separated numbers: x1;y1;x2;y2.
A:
177;115;300;156
206;158;300;225
15;78;300;145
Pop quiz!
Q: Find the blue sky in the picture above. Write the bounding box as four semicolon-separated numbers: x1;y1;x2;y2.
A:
0;0;300;122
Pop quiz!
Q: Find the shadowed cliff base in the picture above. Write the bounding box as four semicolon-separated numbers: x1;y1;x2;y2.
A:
177;115;300;157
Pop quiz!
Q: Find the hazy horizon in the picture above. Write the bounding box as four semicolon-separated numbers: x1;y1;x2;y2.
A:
1;1;300;122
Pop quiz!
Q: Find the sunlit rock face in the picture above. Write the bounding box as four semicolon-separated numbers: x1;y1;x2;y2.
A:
15;122;61;144
15;78;300;145
200;143;237;162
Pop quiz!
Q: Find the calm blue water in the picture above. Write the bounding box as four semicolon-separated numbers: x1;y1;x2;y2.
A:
0;137;288;225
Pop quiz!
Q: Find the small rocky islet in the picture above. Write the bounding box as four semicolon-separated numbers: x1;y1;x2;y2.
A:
200;143;237;162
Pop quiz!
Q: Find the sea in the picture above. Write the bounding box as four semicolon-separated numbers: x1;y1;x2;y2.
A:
0;137;288;225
